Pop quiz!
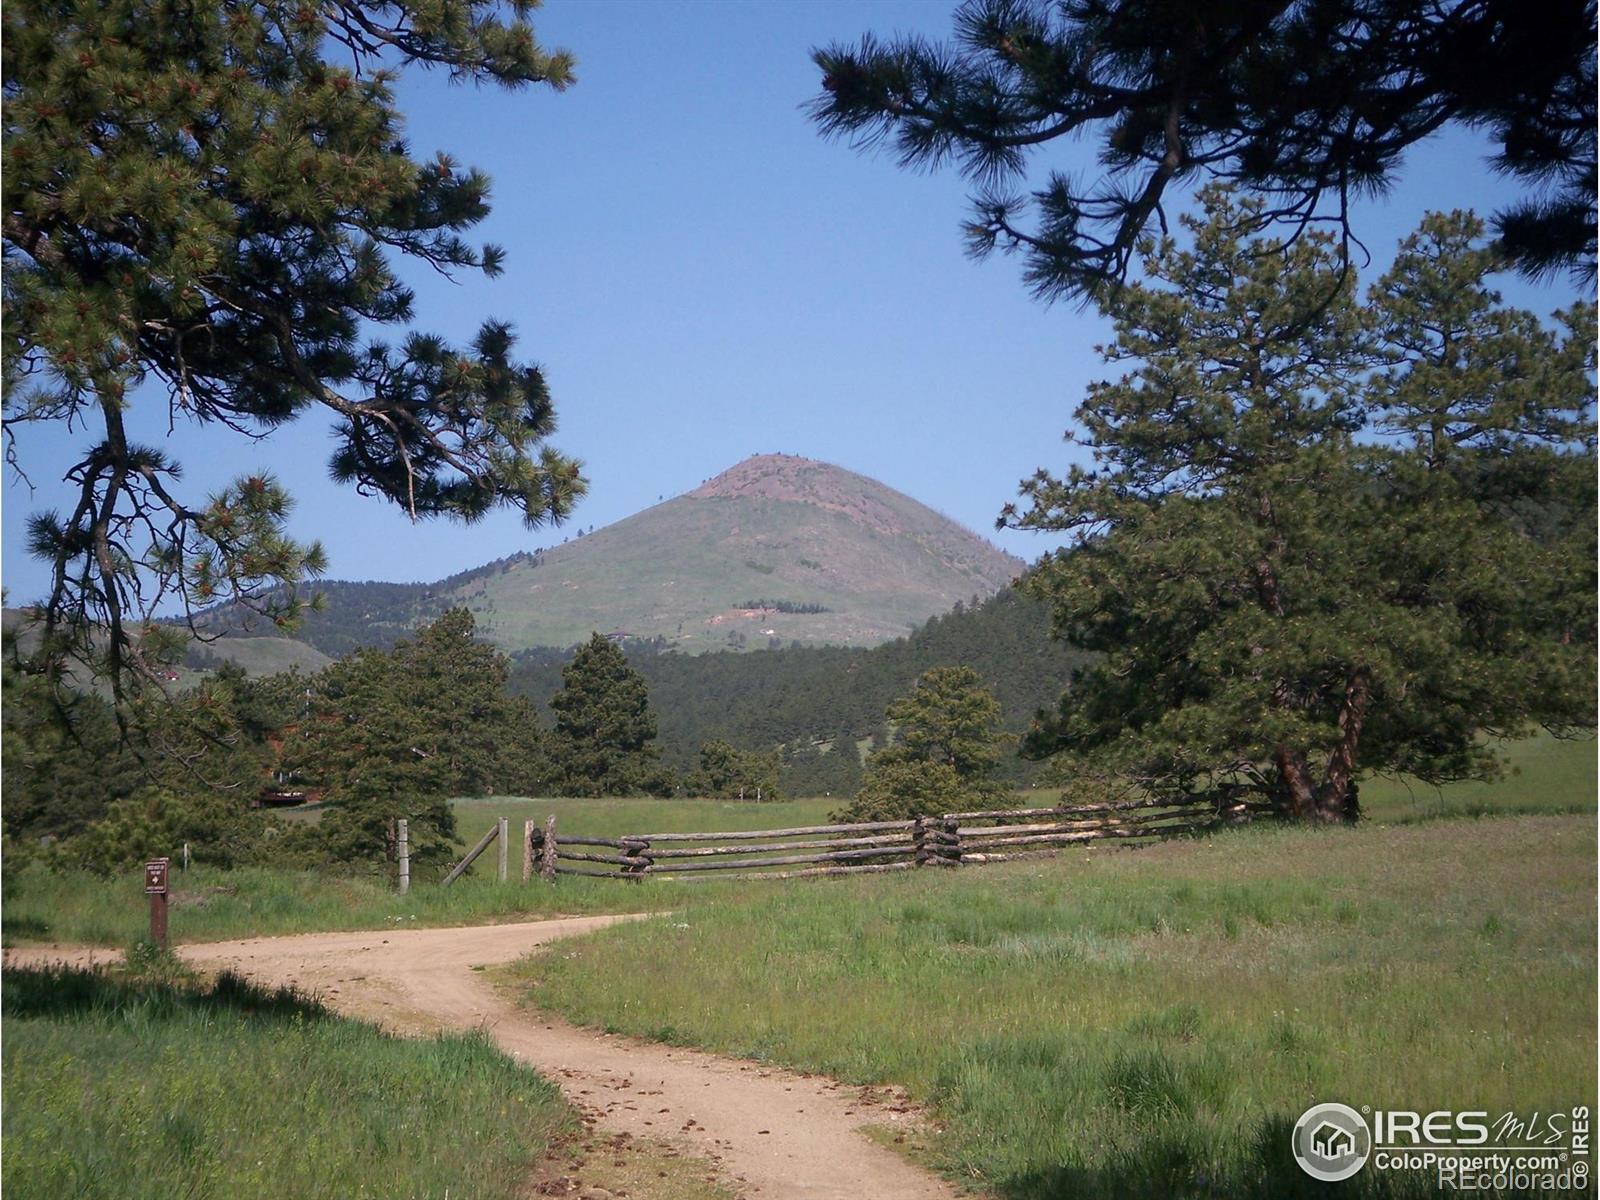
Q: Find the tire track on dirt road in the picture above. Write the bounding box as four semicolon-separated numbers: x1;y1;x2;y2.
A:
5;917;959;1200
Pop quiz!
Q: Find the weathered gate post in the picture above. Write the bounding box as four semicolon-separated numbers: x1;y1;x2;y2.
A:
540;814;558;882
496;817;509;883
522;818;537;883
397;818;410;895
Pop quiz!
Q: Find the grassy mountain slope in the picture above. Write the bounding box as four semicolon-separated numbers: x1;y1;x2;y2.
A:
183;636;330;676
203;454;1024;655
2;609;329;689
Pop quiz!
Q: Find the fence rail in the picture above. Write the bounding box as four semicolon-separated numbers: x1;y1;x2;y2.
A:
490;793;1241;886
441;818;509;887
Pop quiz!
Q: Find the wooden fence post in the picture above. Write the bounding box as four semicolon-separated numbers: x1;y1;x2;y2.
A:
497;817;509;883
397;818;410;896
621;837;650;882
912;816;927;866
182;842;190;872
942;816;962;865
522;819;536;883
540;815;558;882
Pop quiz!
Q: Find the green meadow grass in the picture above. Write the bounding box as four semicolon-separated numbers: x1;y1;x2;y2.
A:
3;739;1591;1200
0;797;836;946
5;736;1588;949
0;863;650;948
514;815;1597;1199
1018;733;1593;824
2;963;571;1200
451;794;837;843
1359;733;1595;822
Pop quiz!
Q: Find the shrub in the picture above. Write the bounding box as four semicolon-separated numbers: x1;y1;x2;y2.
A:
62;788;269;875
273;793;458;878
687;740;781;801
831;758;967;821
832;666;1013;821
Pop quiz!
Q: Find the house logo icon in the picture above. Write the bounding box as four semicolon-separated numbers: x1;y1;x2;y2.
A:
1312;1121;1355;1159
1293;1102;1371;1182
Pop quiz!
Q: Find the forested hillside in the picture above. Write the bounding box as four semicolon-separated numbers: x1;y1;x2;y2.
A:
507;588;1088;794
190;556;537;658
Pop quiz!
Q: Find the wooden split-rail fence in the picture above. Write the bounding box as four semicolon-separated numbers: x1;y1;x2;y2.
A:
439;794;1246;887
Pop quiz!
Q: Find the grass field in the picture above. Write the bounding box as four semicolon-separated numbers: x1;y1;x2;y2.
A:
4;737;1588;952
1358;733;1595;822
460;733;1592;832
0;863;650;948
2;961;572;1200
452;794;837;840
0;797;846;947
514;814;1597;1198
2;735;1592;1199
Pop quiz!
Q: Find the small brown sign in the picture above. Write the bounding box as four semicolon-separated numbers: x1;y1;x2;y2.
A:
144;858;170;895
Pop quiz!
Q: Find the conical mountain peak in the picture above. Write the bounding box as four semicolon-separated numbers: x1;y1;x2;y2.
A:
201;456;1023;656
690;454;942;539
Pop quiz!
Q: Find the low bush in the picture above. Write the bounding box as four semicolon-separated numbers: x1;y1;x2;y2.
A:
60;787;271;875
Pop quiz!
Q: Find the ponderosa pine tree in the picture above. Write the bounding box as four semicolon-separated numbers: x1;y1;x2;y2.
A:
287;609;542;868
2;660;146;839
835;666;1009;820
3;0;585;706
394;608;546;797
1008;189;1595;821
885;665;1007;781
688;739;781;801
810;0;1596;300
2;642;292;859
548;634;670;797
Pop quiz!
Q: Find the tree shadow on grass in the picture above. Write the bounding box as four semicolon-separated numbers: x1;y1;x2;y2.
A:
1;913;52;943
3;962;328;1024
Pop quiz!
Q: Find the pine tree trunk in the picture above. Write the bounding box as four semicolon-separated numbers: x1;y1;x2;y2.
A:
1304;779;1361;823
1272;671;1370;823
1312;669;1370;824
1273;746;1317;819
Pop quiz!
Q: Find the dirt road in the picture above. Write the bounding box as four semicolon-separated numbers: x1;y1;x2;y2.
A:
5;917;958;1200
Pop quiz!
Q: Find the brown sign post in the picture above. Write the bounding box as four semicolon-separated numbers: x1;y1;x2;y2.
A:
145;857;170;950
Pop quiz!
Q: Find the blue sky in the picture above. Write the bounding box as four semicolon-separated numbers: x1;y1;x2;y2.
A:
2;1;1586;603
